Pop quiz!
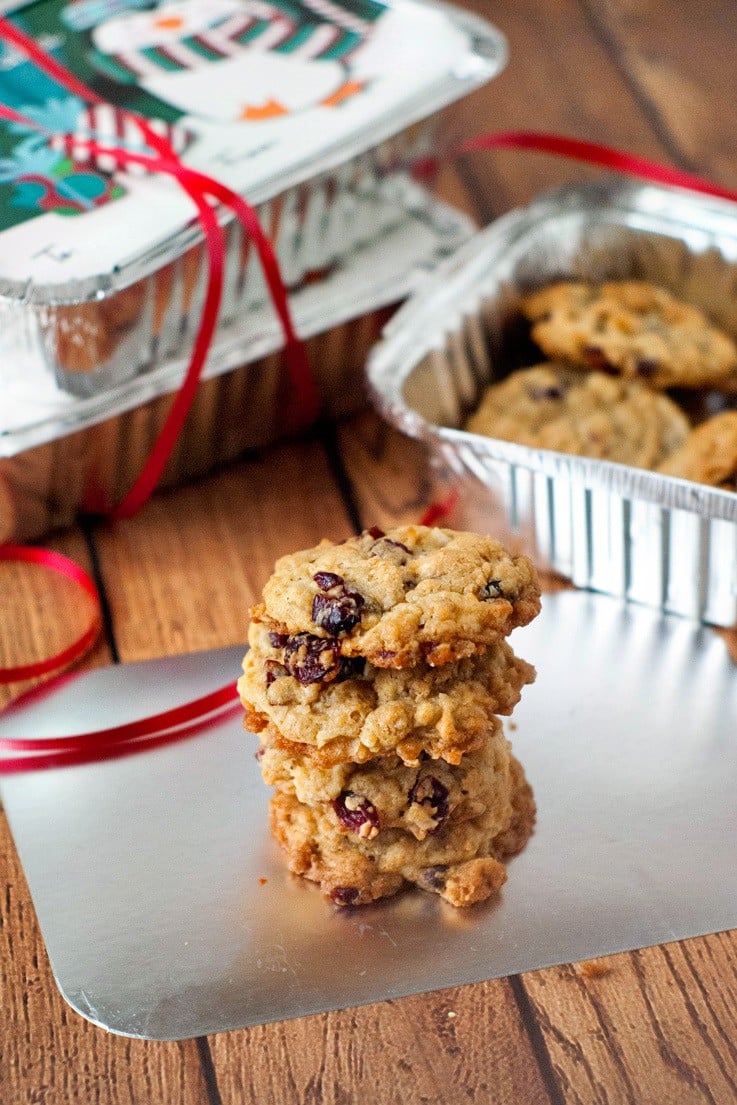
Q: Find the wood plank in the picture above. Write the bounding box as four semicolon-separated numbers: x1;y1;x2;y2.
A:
0;809;210;1105
208;981;552;1105
524;935;737;1105
584;0;737;179
440;0;678;221
338;410;434;531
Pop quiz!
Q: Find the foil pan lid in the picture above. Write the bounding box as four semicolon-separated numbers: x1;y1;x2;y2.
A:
0;0;505;301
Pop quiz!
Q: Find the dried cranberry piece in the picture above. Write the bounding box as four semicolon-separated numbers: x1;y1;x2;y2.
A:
583;344;614;372
636;357;658;378
283;633;340;685
335;656;365;682
366;526;386;539
383;538;412;554
264;659;288;686
333;791;380;839
312;590;364;636
268;631;289;648
482;579;503;599
313;571;344;591
409;775;450;833
254;745;266;762
420;865;448;890
529;385;563;401
331;886;360;906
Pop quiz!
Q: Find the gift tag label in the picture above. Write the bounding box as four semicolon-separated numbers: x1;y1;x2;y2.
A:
0;0;504;288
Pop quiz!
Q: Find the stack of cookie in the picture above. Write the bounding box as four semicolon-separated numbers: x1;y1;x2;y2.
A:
239;525;541;908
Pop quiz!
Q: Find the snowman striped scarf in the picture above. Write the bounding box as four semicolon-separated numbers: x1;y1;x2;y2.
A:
48;102;191;173
90;0;375;84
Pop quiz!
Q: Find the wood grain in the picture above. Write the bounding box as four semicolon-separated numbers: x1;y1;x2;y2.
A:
583;0;737;179
524;935;737;1105
208;982;552;1105
441;0;676;224
338;411;434;531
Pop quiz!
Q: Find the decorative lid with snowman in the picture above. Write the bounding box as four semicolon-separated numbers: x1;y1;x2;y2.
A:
0;0;506;290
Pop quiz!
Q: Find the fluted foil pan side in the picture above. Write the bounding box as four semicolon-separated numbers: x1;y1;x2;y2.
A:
368;179;737;627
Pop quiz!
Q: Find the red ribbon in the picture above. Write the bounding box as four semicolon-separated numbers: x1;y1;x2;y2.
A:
451;130;737;204
0;546;100;684
3;21;737;769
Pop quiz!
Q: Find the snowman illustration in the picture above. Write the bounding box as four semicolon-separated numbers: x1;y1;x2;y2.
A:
62;0;386;124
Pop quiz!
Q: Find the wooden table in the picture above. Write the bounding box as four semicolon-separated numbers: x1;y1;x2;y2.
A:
3;2;737;1102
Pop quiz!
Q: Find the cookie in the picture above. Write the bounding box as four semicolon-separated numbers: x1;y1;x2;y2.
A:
466;364;689;468
658;410;737;490
269;755;535;907
240;623;535;766
258;718;512;840
521;281;737;390
251;526;541;669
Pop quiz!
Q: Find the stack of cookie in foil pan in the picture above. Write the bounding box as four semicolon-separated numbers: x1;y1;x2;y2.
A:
369;180;737;627
0;0;507;542
239;524;540;908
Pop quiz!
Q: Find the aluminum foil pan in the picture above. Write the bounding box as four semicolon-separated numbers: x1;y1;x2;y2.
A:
0;0;506;397
368;179;737;627
0;190;473;542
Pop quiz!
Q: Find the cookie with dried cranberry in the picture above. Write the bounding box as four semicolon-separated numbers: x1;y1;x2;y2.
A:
268;754;535;907
658;410;737;490
258;718;511;841
521;281;737;390
240;623;535;766
251;526;541;668
466;364;689;468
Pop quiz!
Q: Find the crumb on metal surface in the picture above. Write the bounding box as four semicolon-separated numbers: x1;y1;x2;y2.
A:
578;958;612;978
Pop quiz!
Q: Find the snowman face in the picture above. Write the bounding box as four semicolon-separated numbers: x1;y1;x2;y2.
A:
92;0;244;54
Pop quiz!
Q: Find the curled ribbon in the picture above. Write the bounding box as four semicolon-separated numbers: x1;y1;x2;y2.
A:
2;21;737;770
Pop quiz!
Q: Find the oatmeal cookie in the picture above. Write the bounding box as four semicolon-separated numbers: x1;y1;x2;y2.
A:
258;719;512;841
269;755;535;907
466;364;689;468
658;410;737;490
240;623;535;765
251;526;541;668
521;280;737;390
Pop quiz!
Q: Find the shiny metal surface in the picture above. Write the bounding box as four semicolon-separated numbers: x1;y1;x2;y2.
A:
2;589;737;1040
368;179;737;626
